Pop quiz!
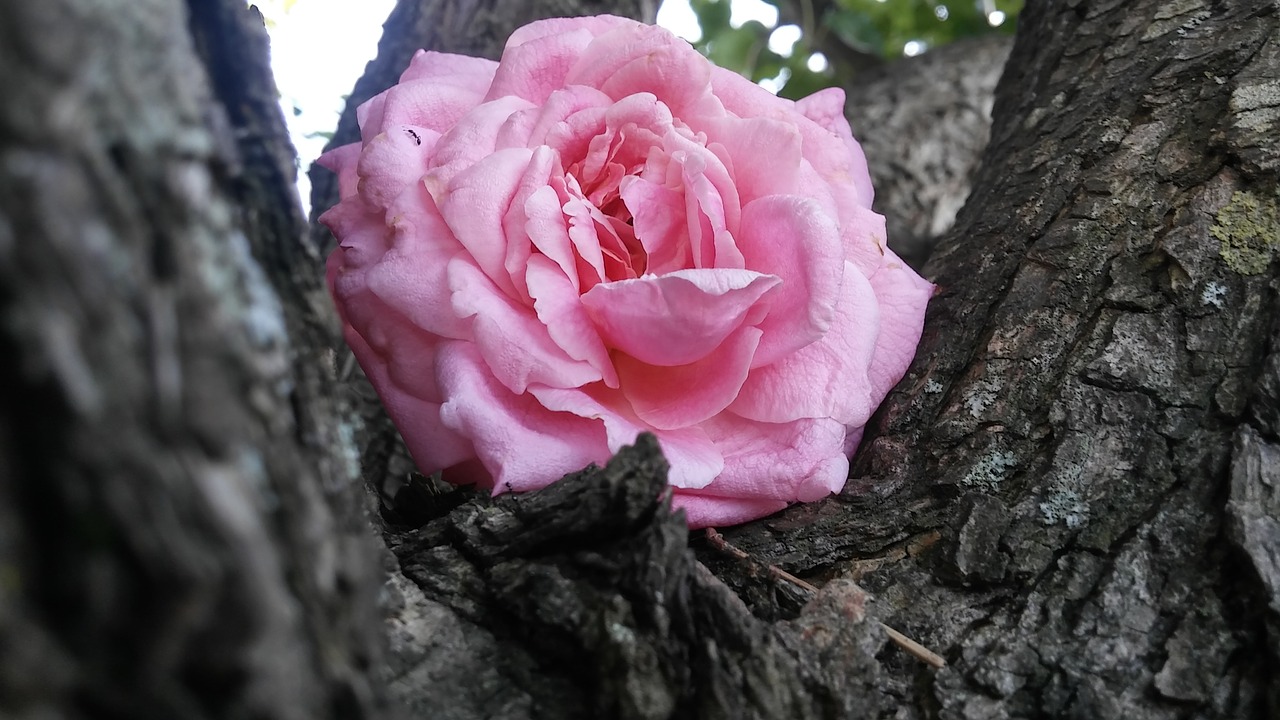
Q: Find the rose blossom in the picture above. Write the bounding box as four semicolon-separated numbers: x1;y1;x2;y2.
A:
320;15;933;528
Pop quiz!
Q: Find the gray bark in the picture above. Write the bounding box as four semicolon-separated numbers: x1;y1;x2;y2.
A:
2;1;1277;720
846;35;1012;267
0;2;386;718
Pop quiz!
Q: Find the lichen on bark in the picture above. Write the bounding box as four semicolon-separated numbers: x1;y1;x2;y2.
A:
1211;189;1279;275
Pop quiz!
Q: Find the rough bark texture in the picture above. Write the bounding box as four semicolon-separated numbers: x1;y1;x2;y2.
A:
3;1;1278;720
846;35;1012;267
382;435;886;720
0;2;386;719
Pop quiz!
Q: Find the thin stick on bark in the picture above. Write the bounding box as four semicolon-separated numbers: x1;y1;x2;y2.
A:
704;528;947;669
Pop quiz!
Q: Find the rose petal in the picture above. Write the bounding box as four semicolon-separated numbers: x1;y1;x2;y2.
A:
662;129;742;247
526;254;618;387
702;414;848;502
327;254;474;471
670;491;788;527
449;257;602;393
530;384;724;490
710;67;872;224
524;184;580;288
316;143;362;199
560;187;608;289
736;195;844;366
505;15;638;48
320;199;389;270
731;262;879;426
580;268;779;366
358;79;490;142
864;255;935;401
486;28;597;104
669;415;848;528
524;86;611;159
436;146;533;301
615;326;762;430
437;343;609;493
620;176;689;274
795;87;874;209
501;146;565;300
704;116;802;205
670;495;787;530
342;325;476;473
426;96;537;186
840;203;891;277
356;125;439;210
399;49;498;91
566;23;714;117
364;183;470;340
708;64;794;121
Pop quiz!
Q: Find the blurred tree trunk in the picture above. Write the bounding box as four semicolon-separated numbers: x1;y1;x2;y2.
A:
2;4;1277;720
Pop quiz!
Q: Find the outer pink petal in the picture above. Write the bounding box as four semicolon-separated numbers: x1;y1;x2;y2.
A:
437;343;610;493
485;28;596;104
670;415;849;528
356;125;439;211
449;258;602;394
530;385;724;490
566;23;713;117
320;199;389;270
358;79;489;141
327;255;474;472
731;262;879;426
703;116;802;205
702;414;848;502
525;254;618;387
840;203;891;277
795;87;873;208
708;64;793;120
505;15;640;47
864;255;934;401
341;323;476;473
355;94;389;144
670;495;786;530
329;251;440;401
737;195;844;367
316;143;362;199
399;50;497;91
425;96;536;185
615;326;762;431
364;183;470;340
580;269;779;366
710;67;870;224
436;146;533;301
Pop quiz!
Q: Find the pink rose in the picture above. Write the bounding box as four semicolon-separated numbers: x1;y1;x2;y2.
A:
320;15;933;528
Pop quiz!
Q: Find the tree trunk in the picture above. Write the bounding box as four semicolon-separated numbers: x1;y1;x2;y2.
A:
0;1;388;718
2;2;1277;720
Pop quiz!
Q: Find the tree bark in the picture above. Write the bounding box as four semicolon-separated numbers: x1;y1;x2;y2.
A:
845;35;1011;267
0;2;387;718
3;2;1278;720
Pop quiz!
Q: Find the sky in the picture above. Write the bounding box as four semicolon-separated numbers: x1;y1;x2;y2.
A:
262;0;781;208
